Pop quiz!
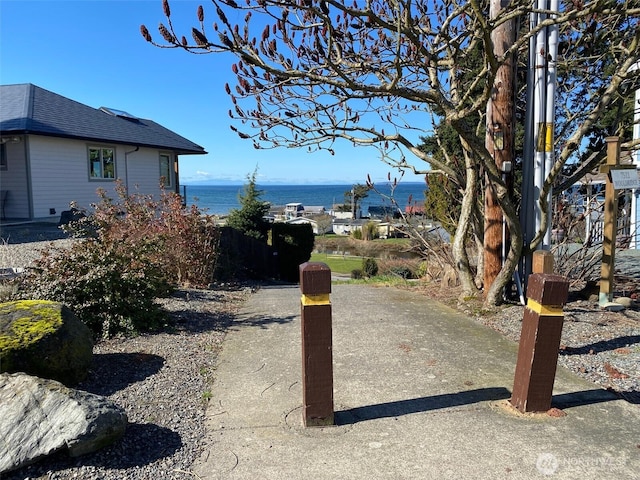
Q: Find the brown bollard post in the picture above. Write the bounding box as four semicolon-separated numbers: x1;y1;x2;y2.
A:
299;262;334;427
532;250;554;274
510;273;569;413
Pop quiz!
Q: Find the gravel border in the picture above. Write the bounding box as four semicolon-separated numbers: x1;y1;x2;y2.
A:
482;299;640;400
4;285;254;480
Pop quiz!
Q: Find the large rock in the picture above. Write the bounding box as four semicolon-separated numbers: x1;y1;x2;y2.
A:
0;300;93;385
0;372;128;473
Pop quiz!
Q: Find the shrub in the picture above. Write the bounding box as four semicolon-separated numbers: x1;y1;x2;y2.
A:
64;182;221;288
388;265;415;279
416;261;430;279
378;258;420;279
362;257;379;277
157;193;221;287
350;269;363;279
23;239;171;339
22;181;221;338
362;222;379;241
271;223;315;282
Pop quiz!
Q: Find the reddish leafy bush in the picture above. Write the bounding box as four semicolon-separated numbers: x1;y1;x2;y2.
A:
22;182;221;338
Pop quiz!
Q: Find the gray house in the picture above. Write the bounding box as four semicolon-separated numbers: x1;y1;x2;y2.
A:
0;84;206;222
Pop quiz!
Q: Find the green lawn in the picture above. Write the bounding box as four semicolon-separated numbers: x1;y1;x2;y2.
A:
309;252;362;274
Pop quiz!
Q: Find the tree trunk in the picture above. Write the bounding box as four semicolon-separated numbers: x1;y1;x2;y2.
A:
471;193;485;289
452;182;478;297
485;202;523;305
453;141;482;298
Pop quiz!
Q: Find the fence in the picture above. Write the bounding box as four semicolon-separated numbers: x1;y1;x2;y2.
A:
215;227;278;280
586;216;632;247
215;224;314;282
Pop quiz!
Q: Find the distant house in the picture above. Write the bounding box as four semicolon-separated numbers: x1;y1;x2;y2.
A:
332;218;369;236
302;206;327;216
404;205;426;216
0;84;206;222
368;205;401;219
332;209;362;220
560;151;639;247
283;202;327;221
287;214;333;235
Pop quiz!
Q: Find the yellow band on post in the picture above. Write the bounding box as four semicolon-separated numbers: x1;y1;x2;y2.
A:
527;298;563;316
544;123;553;152
301;294;331;306
537;122;554;152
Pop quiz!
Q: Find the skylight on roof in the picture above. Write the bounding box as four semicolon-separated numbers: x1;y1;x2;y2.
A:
100;106;138;120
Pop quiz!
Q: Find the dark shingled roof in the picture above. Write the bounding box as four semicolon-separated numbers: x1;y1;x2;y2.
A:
0;84;206;155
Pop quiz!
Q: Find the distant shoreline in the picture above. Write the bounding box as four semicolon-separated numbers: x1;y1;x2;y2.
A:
182;181;428;187
182;183;428;216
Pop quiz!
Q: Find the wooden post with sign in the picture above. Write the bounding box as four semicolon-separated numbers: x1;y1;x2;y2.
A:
598;137;621;306
299;262;334;427
510;273;569;413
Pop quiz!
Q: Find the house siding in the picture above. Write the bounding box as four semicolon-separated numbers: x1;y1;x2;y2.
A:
29;136;109;218
0;139;30;219
126;148;173;194
27;136;170;220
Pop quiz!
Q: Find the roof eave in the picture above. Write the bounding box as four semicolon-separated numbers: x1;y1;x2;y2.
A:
5;130;206;155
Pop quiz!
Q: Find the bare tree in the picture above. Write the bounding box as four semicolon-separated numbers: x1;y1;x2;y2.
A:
142;0;640;305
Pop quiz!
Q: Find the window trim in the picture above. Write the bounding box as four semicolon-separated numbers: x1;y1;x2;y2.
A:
88;145;116;181
159;152;173;187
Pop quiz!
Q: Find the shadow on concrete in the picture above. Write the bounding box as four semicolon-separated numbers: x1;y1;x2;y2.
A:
233;313;298;329
615;390;640;404
336;387;511;425
260;283;299;290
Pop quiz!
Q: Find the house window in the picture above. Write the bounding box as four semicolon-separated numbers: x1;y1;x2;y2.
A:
159;153;172;187
89;147;115;179
0;144;6;171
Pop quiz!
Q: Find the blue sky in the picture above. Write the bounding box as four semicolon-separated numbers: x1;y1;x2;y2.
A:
0;0;428;185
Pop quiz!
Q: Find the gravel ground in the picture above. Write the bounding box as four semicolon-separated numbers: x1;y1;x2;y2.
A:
0;223;76;273
1;224;639;478
482;299;640;401
4;285;254;480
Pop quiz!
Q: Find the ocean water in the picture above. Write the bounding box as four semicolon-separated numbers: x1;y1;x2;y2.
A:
183;183;428;216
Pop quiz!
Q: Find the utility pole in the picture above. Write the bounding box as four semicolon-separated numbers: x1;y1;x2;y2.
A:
484;0;516;295
519;0;560;298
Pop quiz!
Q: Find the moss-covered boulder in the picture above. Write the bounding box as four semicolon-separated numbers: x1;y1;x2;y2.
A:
0;300;93;385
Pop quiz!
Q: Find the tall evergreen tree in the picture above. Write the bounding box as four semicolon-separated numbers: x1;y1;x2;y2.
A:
340;184;371;217
225;169;270;241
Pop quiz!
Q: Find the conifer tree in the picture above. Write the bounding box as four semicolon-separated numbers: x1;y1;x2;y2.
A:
225;169;270;241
